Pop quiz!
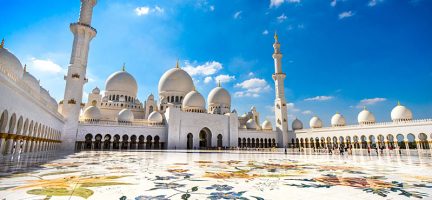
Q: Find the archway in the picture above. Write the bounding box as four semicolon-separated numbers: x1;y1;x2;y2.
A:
113;134;120;149
199;128;212;149
8;113;16;134
154;136;160;149
187;133;193;149
103;134;111;149
0;110;8;133
407;133;416;149
84;133;93;150
217;134;223;148
353;136;359;149
377;135;385;149
387;134;395;149
369;135;376;148
121;135;129;149
130;135;137;149
361;135;367;148
418;133;429;149
396;134;405;149
138;135;145;149
146;135;152;149
94;134;102;150
339;136;345;148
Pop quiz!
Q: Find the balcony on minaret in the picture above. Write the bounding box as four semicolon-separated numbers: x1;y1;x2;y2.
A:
68;99;77;104
72;73;80;79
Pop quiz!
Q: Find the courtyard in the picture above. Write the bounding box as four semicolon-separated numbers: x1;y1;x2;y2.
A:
0;150;432;199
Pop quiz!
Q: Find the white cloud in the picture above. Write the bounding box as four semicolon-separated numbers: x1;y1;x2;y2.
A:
302;110;313;115
210;5;215;11
270;0;300;8
135;7;150;16
330;0;337;7
277;13;288;22
234;11;242;19
368;0;383;7
248;72;255;77
262;30;269;35
154;6;164;13
204;76;213;84
30;58;63;74
357;98;386;108
215;74;235;84
286;102;300;112
304;96;334;101
339;11;355;19
270;0;285;8
266;105;275;113
134;6;164;16
234;78;271;98
183;61;222;76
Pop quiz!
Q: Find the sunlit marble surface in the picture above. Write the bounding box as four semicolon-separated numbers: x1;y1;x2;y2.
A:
1;150;432;200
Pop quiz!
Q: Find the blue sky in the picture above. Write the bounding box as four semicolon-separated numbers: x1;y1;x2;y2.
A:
1;0;431;127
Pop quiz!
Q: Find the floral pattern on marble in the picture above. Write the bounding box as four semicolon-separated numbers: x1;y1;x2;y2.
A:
0;150;431;199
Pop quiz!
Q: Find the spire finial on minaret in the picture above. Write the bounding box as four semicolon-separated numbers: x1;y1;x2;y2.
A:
363;106;367;110
24;64;27;72
218;80;221;87
397;100;401;106
0;38;4;48
122;63;126;71
274;31;279;43
176;59;180;68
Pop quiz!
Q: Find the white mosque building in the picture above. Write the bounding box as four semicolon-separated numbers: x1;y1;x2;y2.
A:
0;0;431;155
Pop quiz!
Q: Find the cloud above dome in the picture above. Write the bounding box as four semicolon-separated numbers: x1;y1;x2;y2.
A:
183;61;222;76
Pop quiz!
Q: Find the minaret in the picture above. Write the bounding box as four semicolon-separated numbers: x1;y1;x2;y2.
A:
61;0;97;150
272;32;291;148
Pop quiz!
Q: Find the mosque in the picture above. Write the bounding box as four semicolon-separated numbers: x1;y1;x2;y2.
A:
0;0;431;155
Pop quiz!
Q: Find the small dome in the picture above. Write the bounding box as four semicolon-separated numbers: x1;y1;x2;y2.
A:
118;108;134;122
105;70;138;97
292;118;303;130
92;87;100;94
331;113;346;127
208;86;231;106
83;106;101;121
309;116;323;129
261;119;272;130
182;90;205;111
158;67;194;95
391;102;413;122
358;107;376;125
0;45;23;80
246;119;257;129
22;71;40;93
148;111;163;124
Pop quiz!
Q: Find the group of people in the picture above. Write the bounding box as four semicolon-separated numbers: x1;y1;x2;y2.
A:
297;145;405;156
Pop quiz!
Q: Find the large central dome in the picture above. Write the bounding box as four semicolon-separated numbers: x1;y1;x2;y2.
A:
105;70;138;96
158;67;194;95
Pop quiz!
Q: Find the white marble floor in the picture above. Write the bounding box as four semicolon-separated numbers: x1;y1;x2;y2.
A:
0;150;431;200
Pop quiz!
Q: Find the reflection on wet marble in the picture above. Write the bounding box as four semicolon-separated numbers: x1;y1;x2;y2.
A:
1;150;432;199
